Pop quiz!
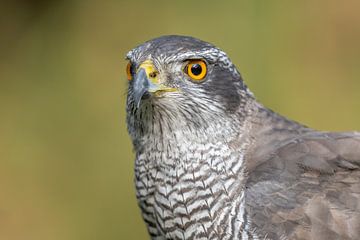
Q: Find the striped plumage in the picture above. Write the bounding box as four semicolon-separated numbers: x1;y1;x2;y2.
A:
126;35;360;240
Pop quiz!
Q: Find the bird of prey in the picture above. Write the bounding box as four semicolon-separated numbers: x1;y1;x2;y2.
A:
125;35;360;240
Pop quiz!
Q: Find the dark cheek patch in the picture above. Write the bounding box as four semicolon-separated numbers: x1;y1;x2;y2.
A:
201;65;241;112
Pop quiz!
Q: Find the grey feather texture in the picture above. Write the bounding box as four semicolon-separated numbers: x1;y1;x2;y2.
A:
126;35;360;240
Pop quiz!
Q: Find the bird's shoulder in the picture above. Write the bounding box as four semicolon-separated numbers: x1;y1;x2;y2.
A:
244;130;360;239
248;130;360;176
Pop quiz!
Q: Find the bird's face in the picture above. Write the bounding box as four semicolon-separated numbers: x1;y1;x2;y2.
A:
126;57;210;109
125;36;252;137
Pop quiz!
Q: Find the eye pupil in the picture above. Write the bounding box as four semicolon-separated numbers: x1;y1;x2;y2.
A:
191;64;202;76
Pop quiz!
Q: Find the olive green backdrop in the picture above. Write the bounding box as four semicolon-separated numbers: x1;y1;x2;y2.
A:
0;1;359;239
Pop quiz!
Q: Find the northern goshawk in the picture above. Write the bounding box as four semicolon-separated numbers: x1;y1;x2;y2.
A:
125;35;360;240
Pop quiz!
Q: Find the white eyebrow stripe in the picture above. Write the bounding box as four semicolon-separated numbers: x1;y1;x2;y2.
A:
163;48;223;63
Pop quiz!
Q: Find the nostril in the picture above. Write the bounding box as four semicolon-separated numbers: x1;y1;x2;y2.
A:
149;72;157;78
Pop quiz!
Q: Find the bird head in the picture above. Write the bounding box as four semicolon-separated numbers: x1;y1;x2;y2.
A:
125;35;254;142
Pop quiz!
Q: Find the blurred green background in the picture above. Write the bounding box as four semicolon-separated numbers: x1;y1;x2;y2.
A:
0;0;359;239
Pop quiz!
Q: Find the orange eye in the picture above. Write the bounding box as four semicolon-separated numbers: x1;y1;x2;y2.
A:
185;60;207;81
126;62;133;81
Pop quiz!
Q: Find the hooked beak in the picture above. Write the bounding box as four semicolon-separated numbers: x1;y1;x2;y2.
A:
132;60;176;108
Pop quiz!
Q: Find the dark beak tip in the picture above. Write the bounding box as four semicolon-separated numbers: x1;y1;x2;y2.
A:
136;92;151;108
141;91;151;100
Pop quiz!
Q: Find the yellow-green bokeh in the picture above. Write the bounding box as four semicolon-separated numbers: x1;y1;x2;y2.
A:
0;1;359;239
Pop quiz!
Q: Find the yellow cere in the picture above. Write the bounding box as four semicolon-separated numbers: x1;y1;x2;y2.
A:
138;60;177;94
138;60;159;83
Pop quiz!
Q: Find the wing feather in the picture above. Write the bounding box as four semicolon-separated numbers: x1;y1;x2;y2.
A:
245;132;360;239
